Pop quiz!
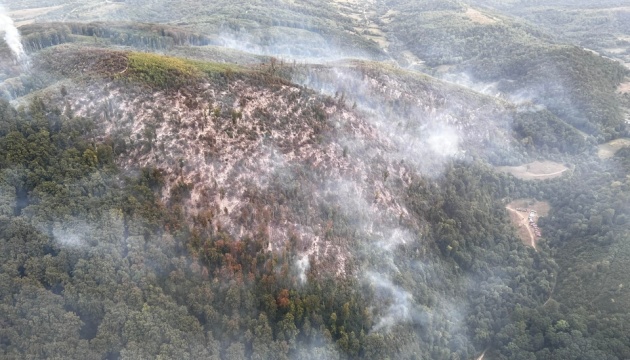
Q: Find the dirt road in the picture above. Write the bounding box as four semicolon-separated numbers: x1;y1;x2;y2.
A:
528;169;568;178
506;204;536;250
476;349;487;360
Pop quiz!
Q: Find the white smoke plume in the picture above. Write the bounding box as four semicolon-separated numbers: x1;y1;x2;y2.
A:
366;271;414;331
0;5;27;64
296;254;310;284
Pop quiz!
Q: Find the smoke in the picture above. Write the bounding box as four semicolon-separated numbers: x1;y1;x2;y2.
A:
51;220;92;247
304;175;422;332
279;65;474;335
0;5;27;65
295;66;470;177
367;271;414;331
215;26;379;64
442;72;502;98
296;254;310;284
427;127;461;158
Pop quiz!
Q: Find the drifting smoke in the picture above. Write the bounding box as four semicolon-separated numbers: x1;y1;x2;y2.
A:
0;5;27;64
366;271;413;331
296;254;310;284
442;72;502;98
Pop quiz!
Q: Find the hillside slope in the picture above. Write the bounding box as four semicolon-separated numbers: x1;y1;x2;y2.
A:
383;0;629;140
0;37;557;359
1;3;630;360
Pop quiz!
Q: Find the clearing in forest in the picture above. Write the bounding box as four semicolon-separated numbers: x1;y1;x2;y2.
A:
506;199;550;250
618;80;630;94
497;161;568;180
464;8;498;25
598;138;630;159
329;0;390;50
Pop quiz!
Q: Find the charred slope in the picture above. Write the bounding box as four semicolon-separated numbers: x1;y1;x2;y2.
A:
0;42;565;359
29;46;534;253
1;13;629;359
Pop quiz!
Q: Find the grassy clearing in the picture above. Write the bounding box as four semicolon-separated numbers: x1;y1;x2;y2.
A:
497;161;568;180
464;7;498;25
189;60;246;77
126;52;200;88
506;199;550;249
597;138;630;159
9;5;64;26
125;52;247;89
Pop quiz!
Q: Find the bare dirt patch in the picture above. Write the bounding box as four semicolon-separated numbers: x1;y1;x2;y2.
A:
381;9;399;24
464;8;497;25
506;199;550;249
497;161;568;180
617;80;630;94
598;138;630;159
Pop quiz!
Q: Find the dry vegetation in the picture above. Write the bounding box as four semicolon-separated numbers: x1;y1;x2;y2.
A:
36;49;517;278
61;70;413;276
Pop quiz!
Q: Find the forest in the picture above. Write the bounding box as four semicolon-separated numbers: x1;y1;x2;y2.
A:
1;90;628;359
1;0;630;359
